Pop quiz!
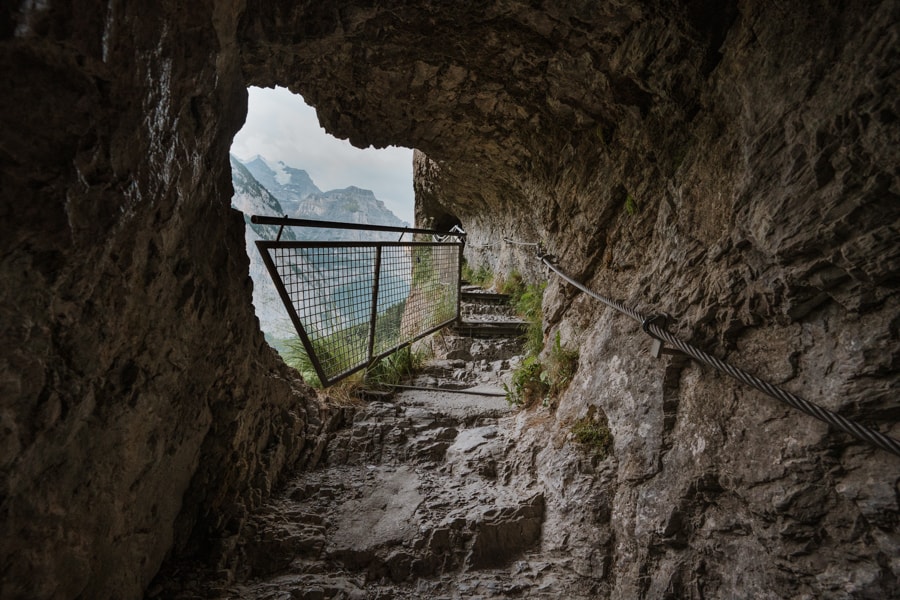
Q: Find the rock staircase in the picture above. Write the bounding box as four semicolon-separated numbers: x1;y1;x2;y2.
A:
152;290;599;599
448;287;528;339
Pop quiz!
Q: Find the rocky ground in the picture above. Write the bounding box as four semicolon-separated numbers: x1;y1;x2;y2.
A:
150;291;602;599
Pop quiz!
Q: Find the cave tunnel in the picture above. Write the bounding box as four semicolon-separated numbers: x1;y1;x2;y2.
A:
429;212;463;233
1;1;898;599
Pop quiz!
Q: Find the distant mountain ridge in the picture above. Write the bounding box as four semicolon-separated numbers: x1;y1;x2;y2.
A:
237;155;408;231
241;155;320;215
229;153;411;342
297;186;407;229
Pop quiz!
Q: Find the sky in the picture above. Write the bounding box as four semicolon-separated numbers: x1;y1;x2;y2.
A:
230;86;415;223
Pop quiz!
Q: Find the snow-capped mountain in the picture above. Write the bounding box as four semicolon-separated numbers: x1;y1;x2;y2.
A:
237;155;408;240
241;155;320;215
229;154;412;344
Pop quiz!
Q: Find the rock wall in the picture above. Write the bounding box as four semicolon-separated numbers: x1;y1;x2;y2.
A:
1;0;897;598
1;3;333;599
241;0;899;597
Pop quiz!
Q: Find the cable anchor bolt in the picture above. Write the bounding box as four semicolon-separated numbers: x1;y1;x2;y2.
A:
642;313;682;358
536;242;555;263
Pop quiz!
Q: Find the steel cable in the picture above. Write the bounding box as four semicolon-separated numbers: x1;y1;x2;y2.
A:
502;237;541;247
538;253;900;458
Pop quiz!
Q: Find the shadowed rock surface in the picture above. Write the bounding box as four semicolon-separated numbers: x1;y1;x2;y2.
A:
149;299;599;599
1;1;898;599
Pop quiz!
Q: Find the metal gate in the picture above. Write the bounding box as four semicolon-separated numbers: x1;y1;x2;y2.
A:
251;216;465;386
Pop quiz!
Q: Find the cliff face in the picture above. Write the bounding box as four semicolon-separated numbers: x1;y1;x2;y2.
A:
246;3;898;594
1;1;897;599
0;3;333;599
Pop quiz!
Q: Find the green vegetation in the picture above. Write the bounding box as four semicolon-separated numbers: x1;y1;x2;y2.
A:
285;333;428;391
264;333;292;358
461;260;494;287
276;238;456;394
571;411;612;458
410;245;457;323
366;346;429;388
279;239;459;392
283;321;372;388
502;278;579;408
372;301;408;355
284;335;328;388
624;193;638;216
545;331;579;397
282;299;408;388
497;270;525;298
412;245;434;285
504;355;549;408
510;277;546;357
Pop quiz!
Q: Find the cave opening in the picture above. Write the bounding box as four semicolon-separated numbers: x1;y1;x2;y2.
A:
4;2;898;598
227;86;420;359
230;86;415;224
430;212;463;233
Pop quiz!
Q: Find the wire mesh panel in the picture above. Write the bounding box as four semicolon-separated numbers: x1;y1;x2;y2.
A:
257;240;462;386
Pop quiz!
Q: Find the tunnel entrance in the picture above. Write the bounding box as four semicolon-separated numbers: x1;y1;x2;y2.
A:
430;212;463;233
228;87;418;363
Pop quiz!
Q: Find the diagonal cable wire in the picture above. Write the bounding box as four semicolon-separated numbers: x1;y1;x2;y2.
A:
537;251;900;458
502;236;541;247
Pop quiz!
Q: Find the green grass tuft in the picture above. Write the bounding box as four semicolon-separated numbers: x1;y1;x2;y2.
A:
546;331;578;397
461;260;494;287
284;337;325;388
503;355;549;407
366;346;429;387
624;193;638;216
501;279;579;408
571;412;612;458
498;270;525;298
511;280;546;357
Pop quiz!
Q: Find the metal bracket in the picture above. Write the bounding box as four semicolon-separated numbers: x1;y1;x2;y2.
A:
536;242;556;266
650;339;684;359
276;214;287;242
642;314;683;359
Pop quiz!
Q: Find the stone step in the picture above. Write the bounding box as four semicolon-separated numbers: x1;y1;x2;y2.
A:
460;290;512;305
449;320;528;338
462;302;517;318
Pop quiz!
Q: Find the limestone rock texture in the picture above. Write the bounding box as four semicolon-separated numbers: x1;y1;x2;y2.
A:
0;3;334;599
243;1;898;597
1;1;898;599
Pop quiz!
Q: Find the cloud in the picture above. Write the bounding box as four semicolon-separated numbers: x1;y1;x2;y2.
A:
230;86;415;223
